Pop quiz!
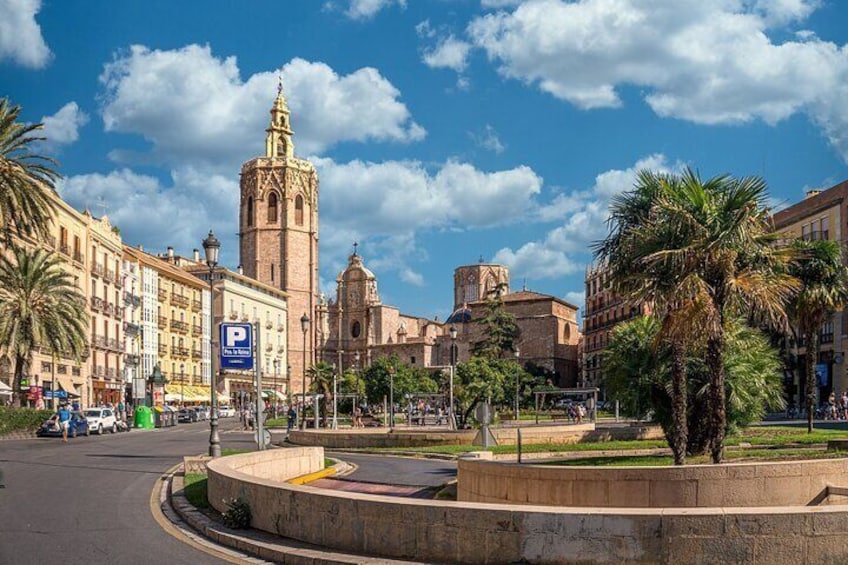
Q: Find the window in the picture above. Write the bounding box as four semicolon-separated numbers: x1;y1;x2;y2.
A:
271;263;275;283
411;356;416;365
267;192;278;223
351;320;361;338
801;224;810;241
295;195;304;225
247;196;254;227
822;216;830;240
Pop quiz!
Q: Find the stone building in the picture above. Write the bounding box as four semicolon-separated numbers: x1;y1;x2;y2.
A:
238;84;318;397
773;179;848;404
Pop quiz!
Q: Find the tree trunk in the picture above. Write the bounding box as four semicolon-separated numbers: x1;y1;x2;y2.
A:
670;339;688;465
806;331;818;433
12;354;26;408
706;333;726;464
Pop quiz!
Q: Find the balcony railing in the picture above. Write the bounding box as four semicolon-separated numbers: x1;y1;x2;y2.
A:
105;269;117;284
124;322;140;336
103;302;114;316
107;338;121;351
73;251;83;264
114;306;125;319
191;299;202;311
91;263;104;278
123;291;141;308
44;234;56;249
191;324;202;335
125;354;140;366
157;316;167;329
802;230;830;242
171;294;189;307
157;288;167;301
158;343;168;355
93;365;106;378
170;320;189;333
191;348;202;358
90;296;104;312
171;346;189;357
59;243;70;256
106;367;117;379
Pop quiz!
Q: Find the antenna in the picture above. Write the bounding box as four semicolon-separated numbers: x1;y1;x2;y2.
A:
353;241;358;256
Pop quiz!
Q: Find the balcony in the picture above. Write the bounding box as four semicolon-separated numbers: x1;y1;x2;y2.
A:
191;324;202;335
105;269;117;284
802;230;830;242
229;311;238;320
157;288;167;302
115;306;125;319
59;243;70;256
157;316;167;329
103;302;114;317
106;367;117;379
92;334;108;349
93;365;106;379
158;343;168;355
170;294;189;308
44;234;56;250
124;322;140;336
191;348;202;358
91;262;104;278
192;299;202;311
170;346;189;357
123;292;141;308
125;354;140;366
90;296;104;312
170;320;189;333
73;251;83;264
107;338;121;352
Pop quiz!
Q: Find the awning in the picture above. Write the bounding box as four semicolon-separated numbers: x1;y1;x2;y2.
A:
56;376;82;399
263;389;286;401
0;380;11;396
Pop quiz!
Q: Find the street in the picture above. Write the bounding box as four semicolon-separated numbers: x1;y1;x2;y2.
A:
0;419;250;565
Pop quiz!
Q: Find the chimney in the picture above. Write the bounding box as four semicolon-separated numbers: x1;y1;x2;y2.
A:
167;246;174;258
193;249;200;262
805;189;822;199
138;244;143;252
237;264;244;275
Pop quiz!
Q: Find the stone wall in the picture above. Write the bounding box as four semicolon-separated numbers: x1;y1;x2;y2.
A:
206;448;848;564
457;457;848;508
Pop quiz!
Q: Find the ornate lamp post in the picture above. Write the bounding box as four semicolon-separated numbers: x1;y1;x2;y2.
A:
449;325;457;430
514;347;520;420
388;365;395;431
180;362;185;407
300;313;309;430
202;230;221;457
286;364;292;407
354;350;361;413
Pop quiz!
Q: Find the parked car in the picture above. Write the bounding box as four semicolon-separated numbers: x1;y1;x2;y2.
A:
178;408;197;423
192;406;207;421
218;406;236;418
85;407;118;434
37;411;90;438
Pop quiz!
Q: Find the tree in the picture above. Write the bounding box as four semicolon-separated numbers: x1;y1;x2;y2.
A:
787;239;848;432
0;248;88;406
454;357;528;426
604;315;785;455
307;361;335;418
361;356;437;407
471;287;520;360
0;98;59;246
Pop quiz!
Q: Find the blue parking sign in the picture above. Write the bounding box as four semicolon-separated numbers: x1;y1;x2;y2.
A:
220;323;254;370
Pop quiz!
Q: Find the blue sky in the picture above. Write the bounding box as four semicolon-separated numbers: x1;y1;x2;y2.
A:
2;0;848;324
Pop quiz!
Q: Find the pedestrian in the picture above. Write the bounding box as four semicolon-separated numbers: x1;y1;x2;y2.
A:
117;400;126;422
57;403;72;442
287;405;296;431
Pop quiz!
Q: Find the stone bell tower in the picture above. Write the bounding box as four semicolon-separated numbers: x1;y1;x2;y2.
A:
239;81;319;395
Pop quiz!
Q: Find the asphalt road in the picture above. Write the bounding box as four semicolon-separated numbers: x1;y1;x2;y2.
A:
0;418;251;565
327;451;456;487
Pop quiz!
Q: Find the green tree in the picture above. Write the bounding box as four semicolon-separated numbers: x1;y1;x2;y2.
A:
307;361;335;417
604;316;785;455
361;356;437;407
0;248;88;406
0;98;59;246
601;168;796;463
787;239;848;432
454;357;527;426
471;286;520;360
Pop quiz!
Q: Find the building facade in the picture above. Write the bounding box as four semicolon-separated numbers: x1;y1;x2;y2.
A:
773;180;848;404
238;86;319;398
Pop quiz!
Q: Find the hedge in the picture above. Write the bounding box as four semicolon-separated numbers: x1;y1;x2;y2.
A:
0;407;53;435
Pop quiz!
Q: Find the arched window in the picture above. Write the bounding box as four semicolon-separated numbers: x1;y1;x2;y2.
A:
295;194;304;226
351;320;361;338
267;192;278;223
247;196;254;227
271;263;275;283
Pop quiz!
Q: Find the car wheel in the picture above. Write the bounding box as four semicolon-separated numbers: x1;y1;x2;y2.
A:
97;424;103;435
111;422;117;434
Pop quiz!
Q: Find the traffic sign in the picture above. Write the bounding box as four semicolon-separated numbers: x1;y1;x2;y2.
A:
254;429;271;447
220;322;254;370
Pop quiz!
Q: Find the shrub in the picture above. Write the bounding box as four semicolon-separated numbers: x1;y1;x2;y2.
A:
0;407;53;435
221;497;251;529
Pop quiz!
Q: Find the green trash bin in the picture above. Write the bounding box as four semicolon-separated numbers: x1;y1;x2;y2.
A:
134;406;155;429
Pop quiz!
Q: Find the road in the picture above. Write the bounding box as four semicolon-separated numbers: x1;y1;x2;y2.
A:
328;451;456;487
0;418;253;565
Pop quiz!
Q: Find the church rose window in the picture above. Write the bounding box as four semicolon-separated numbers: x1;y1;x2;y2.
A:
295;194;304;225
268;192;278;223
351;320;361;338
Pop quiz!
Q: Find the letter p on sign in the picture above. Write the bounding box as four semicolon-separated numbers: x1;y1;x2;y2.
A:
225;326;246;347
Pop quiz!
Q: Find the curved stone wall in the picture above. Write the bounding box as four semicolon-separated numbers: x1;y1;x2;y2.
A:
457;457;848;508
207;449;848;564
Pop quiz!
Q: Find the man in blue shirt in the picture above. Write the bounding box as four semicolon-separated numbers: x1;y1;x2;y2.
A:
57;404;72;442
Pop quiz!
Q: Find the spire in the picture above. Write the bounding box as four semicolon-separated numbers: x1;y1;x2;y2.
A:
265;75;295;158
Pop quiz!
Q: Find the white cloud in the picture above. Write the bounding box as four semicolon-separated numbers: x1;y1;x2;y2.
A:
493;154;678;279
564;291;584;308
423;35;472;72
98;45;424;169
471;124;505;153
0;0;51;68
481;0;523;7
467;0;848;162
40;102;88;145
345;0;406;20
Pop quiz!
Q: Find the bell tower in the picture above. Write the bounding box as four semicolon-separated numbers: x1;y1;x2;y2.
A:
239;81;319;395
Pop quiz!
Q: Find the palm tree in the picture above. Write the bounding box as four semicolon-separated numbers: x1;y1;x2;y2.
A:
0;247;88;406
307;361;335;422
787;239;848;432
0;98;59;246
642;170;796;463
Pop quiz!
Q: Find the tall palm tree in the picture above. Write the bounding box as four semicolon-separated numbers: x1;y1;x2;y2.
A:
307;361;335;421
0;247;88;406
0;98;59;246
787;239;848;432
642;170;796;463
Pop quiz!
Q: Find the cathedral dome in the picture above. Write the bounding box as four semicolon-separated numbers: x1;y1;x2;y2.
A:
446;307;472;324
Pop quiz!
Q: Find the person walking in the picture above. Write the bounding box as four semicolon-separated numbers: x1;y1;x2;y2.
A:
287;405;296;432
57;403;72;442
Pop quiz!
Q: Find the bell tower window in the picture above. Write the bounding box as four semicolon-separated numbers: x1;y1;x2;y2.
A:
247;197;254;227
267;192;278;223
295;194;304;226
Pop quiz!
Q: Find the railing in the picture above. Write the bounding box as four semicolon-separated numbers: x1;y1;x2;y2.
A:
171;294;189;307
44;235;56;249
124;322;140;335
157;288;167;301
90;296;103;311
91;263;104;277
802;230;830;242
107;338;121;351
158;343;168;355
92;334;108;349
103;302;114;316
106;367;117;379
115;306;125;319
57;364;67;374
105;269;117;284
171;346;189;357
93;365;106;378
125;354;140;366
73;251;83;264
192;299;202;311
191;324;202;335
191;348;202;358
157;316;167;329
59;243;70;256
123;291;141;307
170;320;189;333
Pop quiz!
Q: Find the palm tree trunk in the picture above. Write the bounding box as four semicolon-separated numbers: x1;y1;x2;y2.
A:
670;339;688;465
805;331;818;433
707;334;726;464
12;354;25;408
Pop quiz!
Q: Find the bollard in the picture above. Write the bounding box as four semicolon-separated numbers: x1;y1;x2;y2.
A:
517;428;523;464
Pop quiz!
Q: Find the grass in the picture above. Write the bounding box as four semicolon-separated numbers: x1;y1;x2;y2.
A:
545;447;842;467
183;473;210;510
221;448;251;456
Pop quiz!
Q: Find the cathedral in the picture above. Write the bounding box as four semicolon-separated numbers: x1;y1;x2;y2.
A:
238;87;580;394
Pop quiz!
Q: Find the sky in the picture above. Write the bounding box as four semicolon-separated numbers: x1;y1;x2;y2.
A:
2;0;848;325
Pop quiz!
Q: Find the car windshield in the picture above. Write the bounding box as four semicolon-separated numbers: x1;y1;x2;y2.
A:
85;410;103;417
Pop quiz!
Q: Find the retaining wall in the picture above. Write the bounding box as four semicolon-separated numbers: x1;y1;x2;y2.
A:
206;448;848;564
457;457;848;508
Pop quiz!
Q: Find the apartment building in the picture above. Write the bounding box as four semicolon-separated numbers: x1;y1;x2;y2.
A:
122;252;142;407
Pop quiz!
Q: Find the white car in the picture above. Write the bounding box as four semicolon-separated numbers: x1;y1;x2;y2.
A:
85;407;118;435
218;406;236;418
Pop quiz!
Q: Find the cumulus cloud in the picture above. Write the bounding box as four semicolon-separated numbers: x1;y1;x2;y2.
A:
345;0;406;20
493;154;678;279
98;45;424;169
423;35;472;72
0;0;51;68
40;102;88;145
467;0;848;162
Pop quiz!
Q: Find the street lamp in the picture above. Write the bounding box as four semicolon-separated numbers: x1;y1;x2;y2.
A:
202;229;221;457
332;362;338;429
180;363;185;407
354;351;361;411
300;313;309;430
449;325;457;430
286;364;292;407
388;365;395;431
273;358;280;418
514;347;520;420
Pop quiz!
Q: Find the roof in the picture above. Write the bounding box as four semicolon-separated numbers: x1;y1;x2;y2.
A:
122;245;207;289
500;290;580;310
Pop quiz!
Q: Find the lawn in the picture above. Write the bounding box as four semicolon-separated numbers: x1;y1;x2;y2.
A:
544;447;841;467
183;473;210;510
